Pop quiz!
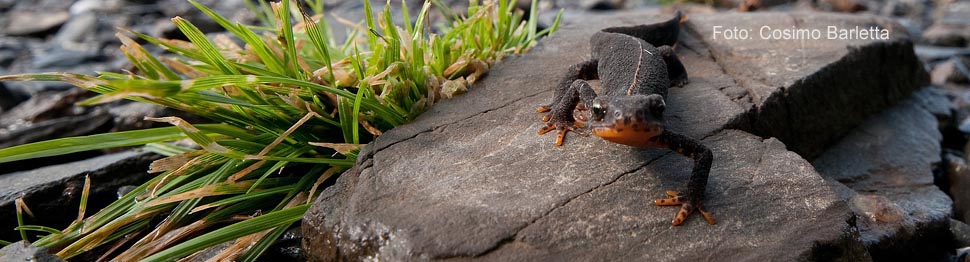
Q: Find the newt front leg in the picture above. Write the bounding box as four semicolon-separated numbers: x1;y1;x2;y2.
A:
652;130;716;226
538;60;598;146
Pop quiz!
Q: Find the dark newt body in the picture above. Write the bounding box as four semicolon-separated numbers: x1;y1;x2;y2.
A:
537;12;715;226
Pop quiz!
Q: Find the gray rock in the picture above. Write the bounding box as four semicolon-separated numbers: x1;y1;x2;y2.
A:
30;44;101;69
0;241;64;262
0;82;26;112
0;151;160;242
0;37;26;67
108;102;168;131
0;0;13;11
53;12;99;44
474;131;866;262
304;10;879;261
688;12;928;158
960;247;970;262
304;107;867;261
2;11;70;36
915;45;970;62
0;88;87;128
0;109;112;150
305;122;864;260
70;0;123;14
813;89;953;260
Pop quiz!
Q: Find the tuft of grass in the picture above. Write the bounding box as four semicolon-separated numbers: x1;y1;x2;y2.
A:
0;0;560;260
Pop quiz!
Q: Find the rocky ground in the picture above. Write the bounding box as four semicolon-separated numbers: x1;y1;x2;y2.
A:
2;0;970;261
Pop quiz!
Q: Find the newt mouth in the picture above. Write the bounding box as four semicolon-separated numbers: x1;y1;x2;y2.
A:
591;120;664;148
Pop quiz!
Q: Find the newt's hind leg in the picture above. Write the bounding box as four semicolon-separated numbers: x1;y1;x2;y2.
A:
539;79;597;146
658;46;688;87
652;130;715;226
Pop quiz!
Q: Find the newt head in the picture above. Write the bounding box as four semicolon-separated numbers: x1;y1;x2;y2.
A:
589;94;666;148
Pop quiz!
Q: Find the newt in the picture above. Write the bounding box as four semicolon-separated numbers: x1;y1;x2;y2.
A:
537;11;715;226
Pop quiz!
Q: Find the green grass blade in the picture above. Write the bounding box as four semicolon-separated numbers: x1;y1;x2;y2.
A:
13;225;62;235
527;0;538;42
277;0;304;79
171;17;240;75
0;126;217;163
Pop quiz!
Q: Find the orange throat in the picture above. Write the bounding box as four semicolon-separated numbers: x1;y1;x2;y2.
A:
591;122;664;148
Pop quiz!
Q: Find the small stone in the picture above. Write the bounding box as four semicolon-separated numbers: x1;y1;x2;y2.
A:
957;116;970;133
30;44;101;69
0;241;64;262
0;0;14;11
264;225;304;260
921;1;970;47
851;194;906;224
922;24;970;47
116;185;137;199
960;247;970;262
946;152;970;223
953;219;970;247
0;109;112;149
2;11;71;36
70;0;122;14
148;18;179;39
915;45;970;61
580;0;626;10
822;0;867;12
0;82;27;112
53;12;99;44
180;242;234;262
931;57;970;85
0;88;87;128
0;37;26;67
108;102;168;131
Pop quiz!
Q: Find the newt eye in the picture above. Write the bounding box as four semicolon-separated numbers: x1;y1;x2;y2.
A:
648;96;665;117
652;100;665;114
591;102;606;121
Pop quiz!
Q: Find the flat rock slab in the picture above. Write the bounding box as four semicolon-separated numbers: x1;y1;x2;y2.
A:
0;150;159;241
688;12;927;158
465;131;864;262
298;9;914;261
0;241;63;262
306;125;864;260
813;88;953;260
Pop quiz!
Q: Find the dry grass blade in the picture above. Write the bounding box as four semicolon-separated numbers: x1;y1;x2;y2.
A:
308;142;362;155
15;198;34;242
146;180;256;207
149;150;205;173
76;175;92;228
247;111;319;159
